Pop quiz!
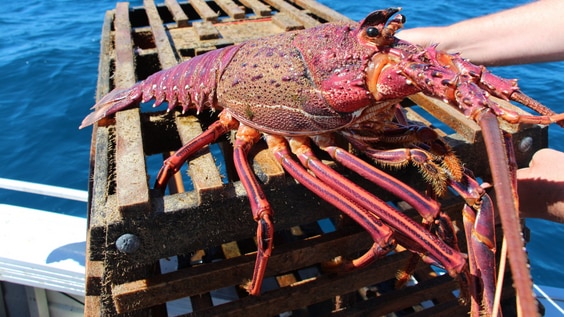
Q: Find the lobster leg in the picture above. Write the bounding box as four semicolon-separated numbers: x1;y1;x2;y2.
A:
232;125;275;295
450;173;499;317
314;136;469;293
313;134;441;223
284;136;467;277
154;110;239;189
343;126;463;197
265;135;397;270
153;111;276;295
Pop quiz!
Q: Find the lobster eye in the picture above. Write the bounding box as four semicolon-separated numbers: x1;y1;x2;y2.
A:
399;14;406;24
366;26;380;37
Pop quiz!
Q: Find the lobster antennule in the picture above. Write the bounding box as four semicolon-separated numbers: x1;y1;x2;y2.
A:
358;7;401;29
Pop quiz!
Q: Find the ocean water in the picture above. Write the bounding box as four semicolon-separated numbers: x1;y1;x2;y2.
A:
1;0;563;290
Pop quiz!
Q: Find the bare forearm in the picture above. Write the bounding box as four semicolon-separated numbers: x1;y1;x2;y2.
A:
398;0;564;66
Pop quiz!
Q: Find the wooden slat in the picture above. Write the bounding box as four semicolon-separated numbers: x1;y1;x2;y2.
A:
95;10;114;101
112;229;374;312
165;0;190;27
89;10;115;227
84;296;101;317
85;260;104;296
250;146;285;183
332;274;460;317
292;0;351;22
114;2;151;213
193;21;221;40
272;11;304;31
238;0;271;17
215;0;246;19
263;0;320;28
409;93;482;143
190;0;219;22
145;0;179;69
408;299;469;317
113;3;137;89
176;251;419;316
221;241;242;258
190;293;214;311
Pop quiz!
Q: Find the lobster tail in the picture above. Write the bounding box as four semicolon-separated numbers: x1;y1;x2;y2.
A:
80;44;242;129
79;85;143;129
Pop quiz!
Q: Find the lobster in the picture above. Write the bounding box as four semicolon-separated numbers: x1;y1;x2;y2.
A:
81;8;564;316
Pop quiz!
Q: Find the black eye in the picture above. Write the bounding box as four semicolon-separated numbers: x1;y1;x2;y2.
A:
366;26;379;37
399;15;406;24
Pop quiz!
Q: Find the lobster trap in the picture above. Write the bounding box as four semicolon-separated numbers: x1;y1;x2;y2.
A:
84;0;548;316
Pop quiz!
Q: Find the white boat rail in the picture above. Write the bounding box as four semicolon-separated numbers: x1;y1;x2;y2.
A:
0;177;88;202
0;178;87;297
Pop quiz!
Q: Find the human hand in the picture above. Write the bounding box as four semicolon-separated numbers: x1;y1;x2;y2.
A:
517;148;564;222
397;27;447;50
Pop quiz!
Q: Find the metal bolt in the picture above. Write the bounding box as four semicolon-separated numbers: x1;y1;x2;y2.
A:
518;136;533;153
116;233;141;253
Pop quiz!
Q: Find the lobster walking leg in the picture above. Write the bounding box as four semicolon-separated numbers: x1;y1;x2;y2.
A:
265;135;397;270
450;174;500;317
232;125;275;295
154;111;239;189
284;136;467;277
314;135;493;304
342;125;463;196
314;136;441;219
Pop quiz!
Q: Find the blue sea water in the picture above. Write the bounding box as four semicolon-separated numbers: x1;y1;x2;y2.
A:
1;0;563;290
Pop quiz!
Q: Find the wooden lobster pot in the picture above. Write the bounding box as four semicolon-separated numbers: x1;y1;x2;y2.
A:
84;0;548;316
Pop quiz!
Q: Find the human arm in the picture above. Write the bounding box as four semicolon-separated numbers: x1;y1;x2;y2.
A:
397;0;564;66
517;148;564;222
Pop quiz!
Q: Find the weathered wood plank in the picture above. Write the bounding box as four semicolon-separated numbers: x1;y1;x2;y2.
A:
84;296;102;317
95;10;114;101
113;3;137;88
272;11;304;31
193;21;221;40
215;0;246;19
190;0;219;22
263;0;320;28
114;2;151;214
292;0;351;22
176;251;419;316
145;0;179;69
165;0;190;27
89;11;114;227
238;0;271;17
112;228;374;312
409;93;482;143
331;273;460;317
